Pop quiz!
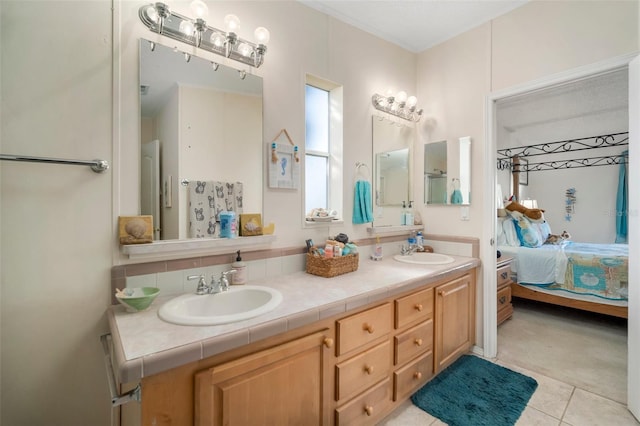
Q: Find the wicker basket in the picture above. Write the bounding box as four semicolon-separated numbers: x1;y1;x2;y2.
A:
306;253;359;278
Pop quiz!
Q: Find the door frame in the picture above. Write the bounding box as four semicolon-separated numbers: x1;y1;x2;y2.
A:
482;52;639;417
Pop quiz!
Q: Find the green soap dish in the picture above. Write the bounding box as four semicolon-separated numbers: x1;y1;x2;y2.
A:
116;287;160;312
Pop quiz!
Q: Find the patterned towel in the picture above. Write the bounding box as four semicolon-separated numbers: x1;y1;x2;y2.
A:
189;181;244;238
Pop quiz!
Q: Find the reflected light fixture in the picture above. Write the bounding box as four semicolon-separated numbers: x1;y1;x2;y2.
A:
372;91;423;122
139;1;270;68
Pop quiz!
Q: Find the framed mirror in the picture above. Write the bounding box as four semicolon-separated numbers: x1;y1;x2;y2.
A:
424;137;471;205
140;39;263;240
372;117;414;226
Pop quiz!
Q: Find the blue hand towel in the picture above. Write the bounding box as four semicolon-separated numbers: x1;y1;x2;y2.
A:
451;189;463;204
353;180;374;224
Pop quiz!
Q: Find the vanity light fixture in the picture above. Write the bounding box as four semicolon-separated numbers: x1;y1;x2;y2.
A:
139;1;270;68
372;91;423;122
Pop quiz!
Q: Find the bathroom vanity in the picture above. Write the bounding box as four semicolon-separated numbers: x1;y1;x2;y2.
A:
108;255;479;425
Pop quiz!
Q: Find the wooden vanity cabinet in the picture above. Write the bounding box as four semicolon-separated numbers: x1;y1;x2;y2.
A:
136;267;477;426
194;330;333;426
434;273;476;373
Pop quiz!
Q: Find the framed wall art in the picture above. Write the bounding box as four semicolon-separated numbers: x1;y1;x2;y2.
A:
268;129;300;189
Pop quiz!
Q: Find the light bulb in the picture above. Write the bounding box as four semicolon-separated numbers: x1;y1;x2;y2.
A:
238;42;253;57
189;0;209;19
179;20;195;36
396;91;407;104
407;96;417;107
254;27;270;45
146;5;159;23
210;32;225;47
224;14;240;33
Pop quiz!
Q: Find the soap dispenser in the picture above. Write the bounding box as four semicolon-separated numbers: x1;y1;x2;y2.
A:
405;201;414;226
401;201;407;225
231;250;247;285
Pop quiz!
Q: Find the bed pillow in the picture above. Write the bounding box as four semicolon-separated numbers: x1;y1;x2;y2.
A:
534;221;551;243
512;216;543;248
502;217;520;247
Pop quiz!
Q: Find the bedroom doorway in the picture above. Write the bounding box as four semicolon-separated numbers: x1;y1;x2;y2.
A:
483;53;639;420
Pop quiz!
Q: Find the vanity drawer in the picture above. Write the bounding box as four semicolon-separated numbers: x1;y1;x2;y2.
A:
497;264;512;287
393;351;433;401
394;319;433;365
335;378;392;426
337;303;391;356
395;287;434;329
336;341;391;402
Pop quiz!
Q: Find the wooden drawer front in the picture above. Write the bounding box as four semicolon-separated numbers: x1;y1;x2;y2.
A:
335;378;392;426
497;285;512;309
395;287;434;329
394;319;433;365
336;341;391;402
497;264;512;287
337;303;391;356
393;351;434;401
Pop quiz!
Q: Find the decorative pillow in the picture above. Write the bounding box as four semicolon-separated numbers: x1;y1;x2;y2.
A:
534;221;551;242
512;216;543;248
502;217;520;247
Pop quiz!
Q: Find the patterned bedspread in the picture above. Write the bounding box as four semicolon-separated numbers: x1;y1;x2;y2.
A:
499;242;628;301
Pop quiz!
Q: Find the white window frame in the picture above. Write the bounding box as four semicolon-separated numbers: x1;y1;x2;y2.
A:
304;75;343;226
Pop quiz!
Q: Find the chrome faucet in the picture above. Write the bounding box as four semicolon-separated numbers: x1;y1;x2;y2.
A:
400;242;423;256
219;270;236;292
187;274;210;295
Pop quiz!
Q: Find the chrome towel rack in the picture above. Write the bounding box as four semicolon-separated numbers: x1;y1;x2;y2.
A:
100;334;141;407
0;154;109;173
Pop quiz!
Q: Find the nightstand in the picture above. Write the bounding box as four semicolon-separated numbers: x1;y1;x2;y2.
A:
496;256;514;325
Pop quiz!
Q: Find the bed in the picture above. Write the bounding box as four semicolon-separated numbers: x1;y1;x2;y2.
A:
497;217;628;318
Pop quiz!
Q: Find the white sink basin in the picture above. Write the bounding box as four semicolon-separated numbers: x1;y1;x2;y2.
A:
393;252;455;265
158;285;283;326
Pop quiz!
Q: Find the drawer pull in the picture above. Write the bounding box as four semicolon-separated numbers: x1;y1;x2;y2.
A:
413;371;422;380
364;405;373;416
323;337;334;348
363;323;375;334
414;338;423;346
414;303;423;312
499;296;506;304
501;271;508;280
364;365;374;375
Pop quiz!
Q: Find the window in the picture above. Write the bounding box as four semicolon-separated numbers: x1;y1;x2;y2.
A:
304;75;343;221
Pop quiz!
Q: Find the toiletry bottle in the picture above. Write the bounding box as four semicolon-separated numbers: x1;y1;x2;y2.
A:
325;243;334;258
405;201;414;226
220;211;236;238
401;201;407;225
408;230;417;247
231;250;247;285
371;235;383;260
416;231;424;247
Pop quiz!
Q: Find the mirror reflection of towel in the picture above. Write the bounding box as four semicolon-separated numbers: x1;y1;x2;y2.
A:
451;189;463;204
189;181;243;238
353;180;373;224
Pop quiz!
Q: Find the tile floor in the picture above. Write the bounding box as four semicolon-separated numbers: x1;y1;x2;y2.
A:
379;299;639;425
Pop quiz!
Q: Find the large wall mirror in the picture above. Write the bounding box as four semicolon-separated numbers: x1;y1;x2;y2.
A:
372;117;413;226
140;39;263;240
424;136;471;205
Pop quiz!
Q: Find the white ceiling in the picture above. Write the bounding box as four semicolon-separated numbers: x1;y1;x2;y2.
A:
299;0;529;52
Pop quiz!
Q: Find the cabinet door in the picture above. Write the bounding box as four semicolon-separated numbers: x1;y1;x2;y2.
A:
434;274;475;373
195;330;333;426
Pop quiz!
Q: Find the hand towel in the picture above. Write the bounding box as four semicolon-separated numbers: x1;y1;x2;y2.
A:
212;181;244;220
451;189;463;204
188;181;217;238
353;180;374;224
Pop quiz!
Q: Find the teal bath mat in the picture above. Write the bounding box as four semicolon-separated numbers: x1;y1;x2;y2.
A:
411;355;537;426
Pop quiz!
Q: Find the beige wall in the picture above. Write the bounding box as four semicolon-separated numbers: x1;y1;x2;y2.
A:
0;1;113;424
1;0;638;424
416;0;638;347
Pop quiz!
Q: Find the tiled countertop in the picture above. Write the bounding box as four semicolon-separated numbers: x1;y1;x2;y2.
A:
108;254;480;383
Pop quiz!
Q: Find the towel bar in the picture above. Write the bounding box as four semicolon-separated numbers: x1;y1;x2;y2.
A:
0;154;109;173
100;334;141;407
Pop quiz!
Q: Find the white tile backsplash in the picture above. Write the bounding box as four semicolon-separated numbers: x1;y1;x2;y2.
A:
156;270;184;295
126;273;156;288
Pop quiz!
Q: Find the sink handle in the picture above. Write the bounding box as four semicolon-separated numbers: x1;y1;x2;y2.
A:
188;274;209;295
